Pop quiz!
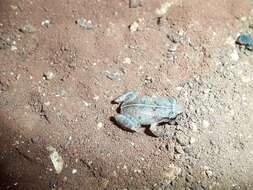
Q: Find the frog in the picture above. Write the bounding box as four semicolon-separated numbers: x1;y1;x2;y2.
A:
113;91;184;135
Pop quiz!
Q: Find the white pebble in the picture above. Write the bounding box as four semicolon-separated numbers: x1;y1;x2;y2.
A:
97;122;103;129
230;49;239;61
43;71;55;80
129;21;139;32
189;137;196;144
11;45;17;51
202;120;210;128
72;169;77;174
123;57;132;64
155;2;171;17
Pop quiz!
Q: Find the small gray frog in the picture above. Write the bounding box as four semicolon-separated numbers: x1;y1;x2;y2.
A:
113;91;184;135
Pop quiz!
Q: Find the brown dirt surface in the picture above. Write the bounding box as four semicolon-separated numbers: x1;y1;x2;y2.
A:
0;0;253;189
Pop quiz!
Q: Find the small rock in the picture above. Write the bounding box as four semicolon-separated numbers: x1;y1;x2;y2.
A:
168;44;177;52
47;146;64;174
129;21;139;32
76;18;93;30
189;137;196;144
43;71;55;80
57;89;67;97
202;120;210;128
175;145;184;154
205;170;213;178
10;5;18;10
72;169;77;174
167;32;182;43
186;174;194;183
97;122;103;129
11;45;17;51
134;169;141;173
105;70;121;81
41;19;51;28
230;49;239;61
163;164;182;182
155;2;171;17
129;0;141;8
19;24;37;33
123;57;132;64
101;178;109;188
63;176;68;182
176;131;189;146
144;75;153;84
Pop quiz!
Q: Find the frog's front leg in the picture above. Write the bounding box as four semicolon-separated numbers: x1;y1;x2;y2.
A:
114;114;141;132
113;91;138;104
149;122;159;136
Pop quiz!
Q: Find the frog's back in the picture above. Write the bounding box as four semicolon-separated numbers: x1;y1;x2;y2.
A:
121;96;174;125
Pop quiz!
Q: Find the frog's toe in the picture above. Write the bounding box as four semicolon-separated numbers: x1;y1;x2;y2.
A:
114;114;140;132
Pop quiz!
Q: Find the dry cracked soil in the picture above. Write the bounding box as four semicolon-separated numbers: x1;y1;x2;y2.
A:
0;0;253;189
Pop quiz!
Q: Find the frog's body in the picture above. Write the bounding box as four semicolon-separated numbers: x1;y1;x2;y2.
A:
113;91;184;134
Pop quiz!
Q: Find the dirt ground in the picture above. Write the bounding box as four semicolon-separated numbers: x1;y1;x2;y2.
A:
0;0;253;189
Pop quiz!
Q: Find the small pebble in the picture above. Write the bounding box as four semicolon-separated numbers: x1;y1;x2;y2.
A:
129;0;141;8
72;169;77;174
163;164;181;181
189;137;196;144
43;71;55;80
175;145;184;154
123;57;132;64
202;120;210;128
205;170;213;178
105;70;121;81
155;2;171;17
19;24;37;33
11;45;17;51
97;122;103;129
76;18;93;30
41;19;51;28
230;49;239;61
176;132;189;146
129;21;139;32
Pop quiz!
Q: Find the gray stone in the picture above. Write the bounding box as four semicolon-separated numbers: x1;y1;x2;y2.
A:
129;0;141;8
176;131;189;146
76;18;93;30
19;24;37;33
43;71;55;80
105;70;121;81
175;145;184;154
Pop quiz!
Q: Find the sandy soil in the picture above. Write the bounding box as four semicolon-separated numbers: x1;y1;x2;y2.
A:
0;0;253;189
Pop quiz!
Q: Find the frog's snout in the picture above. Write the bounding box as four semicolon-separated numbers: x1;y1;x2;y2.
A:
175;103;184;114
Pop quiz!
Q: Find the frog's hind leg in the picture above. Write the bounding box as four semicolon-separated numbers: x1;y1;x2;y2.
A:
113;91;138;104
114;114;141;132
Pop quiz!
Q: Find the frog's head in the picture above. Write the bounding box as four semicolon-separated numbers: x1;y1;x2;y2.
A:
175;103;184;115
169;99;184;118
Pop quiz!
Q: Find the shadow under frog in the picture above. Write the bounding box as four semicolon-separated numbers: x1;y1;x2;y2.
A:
112;91;184;137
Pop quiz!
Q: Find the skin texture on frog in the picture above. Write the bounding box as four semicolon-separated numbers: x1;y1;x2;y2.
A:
113;91;184;135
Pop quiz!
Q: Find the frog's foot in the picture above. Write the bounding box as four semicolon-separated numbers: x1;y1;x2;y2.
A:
114;114;141;132
149;123;161;137
113;91;138;104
